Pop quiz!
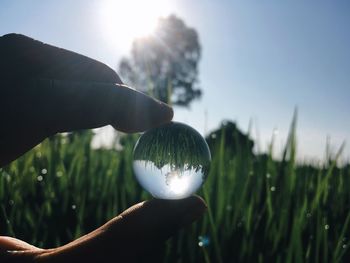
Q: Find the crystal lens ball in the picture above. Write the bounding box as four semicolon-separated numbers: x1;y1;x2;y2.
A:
133;121;211;200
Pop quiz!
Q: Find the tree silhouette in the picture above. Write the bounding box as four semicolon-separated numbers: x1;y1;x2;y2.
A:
118;15;202;107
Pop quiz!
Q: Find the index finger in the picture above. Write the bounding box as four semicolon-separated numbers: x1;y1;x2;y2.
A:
42;79;174;133
1;80;173;166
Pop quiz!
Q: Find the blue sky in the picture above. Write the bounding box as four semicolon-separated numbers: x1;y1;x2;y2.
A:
1;0;349;160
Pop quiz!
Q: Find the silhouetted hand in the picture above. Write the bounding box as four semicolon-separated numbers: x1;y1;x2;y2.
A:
0;34;207;262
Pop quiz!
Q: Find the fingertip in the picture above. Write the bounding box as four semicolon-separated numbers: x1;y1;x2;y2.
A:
149;195;207;218
115;195;207;240
162;102;174;123
153;100;174;127
157;195;207;226
189;195;208;212
110;85;174;133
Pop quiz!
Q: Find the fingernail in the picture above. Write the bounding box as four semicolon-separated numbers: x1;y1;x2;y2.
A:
159;102;174;121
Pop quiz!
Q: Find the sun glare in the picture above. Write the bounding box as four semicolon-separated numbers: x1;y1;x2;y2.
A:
99;0;171;51
168;174;189;195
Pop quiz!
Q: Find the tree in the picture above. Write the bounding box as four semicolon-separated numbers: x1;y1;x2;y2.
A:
206;121;254;157
118;15;202;107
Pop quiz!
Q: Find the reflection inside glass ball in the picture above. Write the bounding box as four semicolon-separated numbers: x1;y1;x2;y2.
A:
133;122;211;200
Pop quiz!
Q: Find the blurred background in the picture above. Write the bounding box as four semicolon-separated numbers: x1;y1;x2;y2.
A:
1;0;349;160
1;1;350;262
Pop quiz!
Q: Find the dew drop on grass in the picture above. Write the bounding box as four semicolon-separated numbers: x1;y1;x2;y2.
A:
41;168;47;175
133;122;211;200
37;175;43;182
324;224;330;230
270;186;276;192
198;235;210;247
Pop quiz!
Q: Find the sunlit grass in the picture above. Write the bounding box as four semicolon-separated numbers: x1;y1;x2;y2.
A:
1;115;349;262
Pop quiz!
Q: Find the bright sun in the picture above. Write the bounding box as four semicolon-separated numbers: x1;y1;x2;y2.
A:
99;0;171;51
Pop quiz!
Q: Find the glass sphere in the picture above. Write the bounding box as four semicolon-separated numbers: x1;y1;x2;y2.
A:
133;121;211;200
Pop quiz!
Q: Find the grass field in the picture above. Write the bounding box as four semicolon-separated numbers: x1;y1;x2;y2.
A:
1;117;349;262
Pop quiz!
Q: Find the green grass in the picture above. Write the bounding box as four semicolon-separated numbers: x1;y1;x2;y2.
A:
1;117;350;262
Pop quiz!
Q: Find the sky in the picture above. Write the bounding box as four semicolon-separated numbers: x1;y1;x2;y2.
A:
1;0;349;161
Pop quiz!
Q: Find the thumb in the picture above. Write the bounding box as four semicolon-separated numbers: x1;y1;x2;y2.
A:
109;195;207;241
35;196;207;263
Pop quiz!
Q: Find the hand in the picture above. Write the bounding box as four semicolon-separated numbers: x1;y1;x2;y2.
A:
0;34;207;262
